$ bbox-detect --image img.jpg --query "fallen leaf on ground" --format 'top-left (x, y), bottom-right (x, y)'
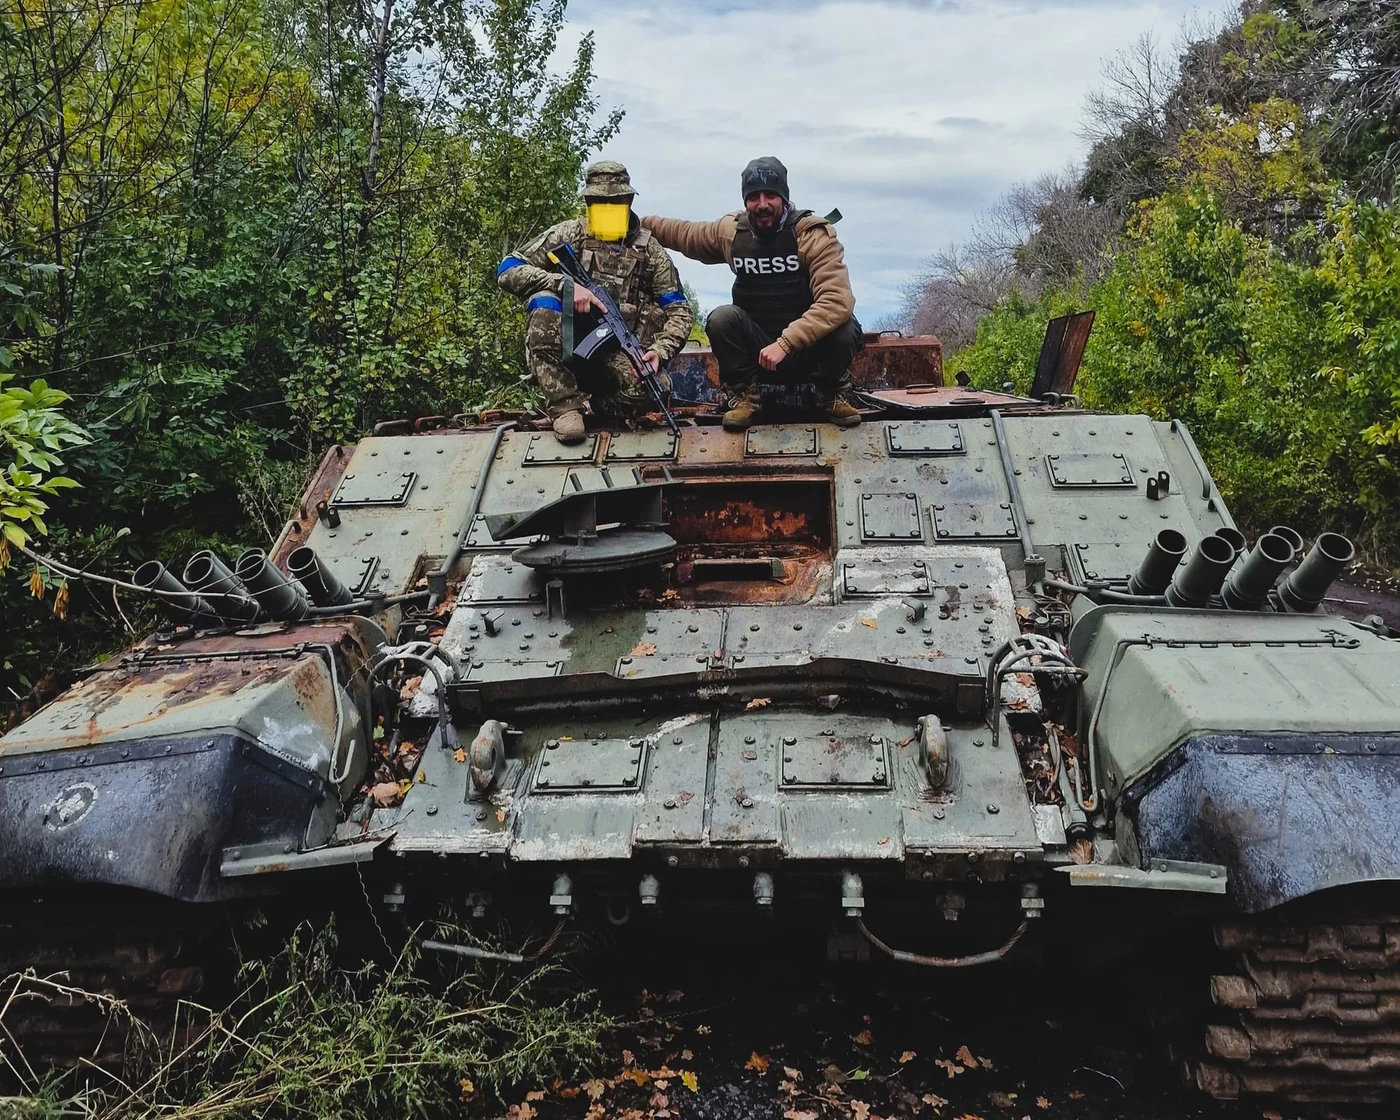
top-left (453, 747), bottom-right (466, 763)
top-left (955, 1045), bottom-right (978, 1069)
top-left (899, 1050), bottom-right (916, 1063)
top-left (583, 1079), bottom-right (605, 1101)
top-left (558, 1085), bottom-right (580, 1099)
top-left (823, 1064), bottom-right (847, 1085)
top-left (680, 1070), bottom-right (698, 1092)
top-left (650, 1090), bottom-right (670, 1109)
top-left (1035, 1097), bottom-right (1050, 1110)
top-left (506, 1105), bottom-right (536, 1120)
top-left (934, 1059), bottom-right (964, 1078)
top-left (1067, 838), bottom-right (1094, 864)
top-left (1015, 672), bottom-right (1035, 687)
top-left (851, 1102), bottom-right (871, 1120)
top-left (681, 1049), bottom-right (693, 1060)
top-left (495, 807), bottom-right (507, 823)
top-left (783, 1065), bottom-right (802, 1081)
top-left (783, 1112), bottom-right (818, 1120)
top-left (988, 1091), bottom-right (1015, 1106)
top-left (1261, 1112), bottom-right (1282, 1120)
top-left (953, 1114), bottom-right (985, 1120)
top-left (1066, 1090), bottom-right (1084, 1100)
top-left (745, 1052), bottom-right (770, 1074)
top-left (416, 769), bottom-right (426, 783)
top-left (459, 1077), bottom-right (474, 1098)
top-left (922, 1092), bottom-right (949, 1107)
top-left (621, 1068), bottom-right (649, 1086)
top-left (745, 697), bottom-right (771, 710)
top-left (621, 1049), bottom-right (635, 1067)
top-left (877, 836), bottom-right (890, 845)
top-left (696, 1024), bottom-right (711, 1034)
top-left (525, 1090), bottom-right (545, 1101)
top-left (852, 1029), bottom-right (873, 1045)
top-left (369, 781), bottom-right (403, 807)
top-left (780, 1079), bottom-right (799, 1095)
top-left (849, 1068), bottom-right (870, 1081)
top-left (630, 641), bottom-right (658, 657)
top-left (860, 617), bottom-right (878, 629)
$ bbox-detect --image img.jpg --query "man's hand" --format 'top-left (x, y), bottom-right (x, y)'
top-left (640, 350), bottom-right (661, 374)
top-left (758, 341), bottom-right (787, 372)
top-left (572, 286), bottom-right (601, 315)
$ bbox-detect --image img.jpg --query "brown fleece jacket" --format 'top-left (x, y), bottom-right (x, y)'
top-left (640, 210), bottom-right (855, 352)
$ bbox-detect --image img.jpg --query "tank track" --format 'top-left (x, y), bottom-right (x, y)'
top-left (1198, 913), bottom-right (1400, 1104)
top-left (0, 906), bottom-right (213, 1074)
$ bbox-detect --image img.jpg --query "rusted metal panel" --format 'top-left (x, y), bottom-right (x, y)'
top-left (1030, 310), bottom-right (1094, 399)
top-left (667, 333), bottom-right (943, 403)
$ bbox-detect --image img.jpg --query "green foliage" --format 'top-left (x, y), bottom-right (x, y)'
top-left (0, 0), bottom-right (616, 703)
top-left (952, 187), bottom-right (1400, 556)
top-left (0, 254), bottom-right (86, 561)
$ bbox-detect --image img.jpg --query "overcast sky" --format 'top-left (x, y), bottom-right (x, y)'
top-left (563, 0), bottom-right (1230, 323)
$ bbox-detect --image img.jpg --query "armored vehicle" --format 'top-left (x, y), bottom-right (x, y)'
top-left (3, 328), bottom-right (1399, 1106)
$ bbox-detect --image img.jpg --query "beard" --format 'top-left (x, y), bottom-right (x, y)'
top-left (749, 200), bottom-right (786, 237)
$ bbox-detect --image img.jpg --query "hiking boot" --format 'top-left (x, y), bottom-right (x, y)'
top-left (552, 410), bottom-right (586, 444)
top-left (816, 388), bottom-right (862, 428)
top-left (722, 387), bottom-right (762, 431)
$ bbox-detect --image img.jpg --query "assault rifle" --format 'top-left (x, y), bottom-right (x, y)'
top-left (547, 242), bottom-right (680, 436)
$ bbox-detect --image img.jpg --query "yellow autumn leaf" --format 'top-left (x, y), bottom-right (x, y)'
top-left (680, 1070), bottom-right (698, 1092)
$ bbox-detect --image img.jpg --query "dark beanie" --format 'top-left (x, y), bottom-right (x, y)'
top-left (741, 156), bottom-right (789, 201)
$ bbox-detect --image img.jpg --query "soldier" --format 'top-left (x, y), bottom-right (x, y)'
top-left (498, 161), bottom-right (694, 444)
top-left (642, 156), bottom-right (862, 430)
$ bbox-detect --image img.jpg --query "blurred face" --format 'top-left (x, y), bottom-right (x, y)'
top-left (586, 198), bottom-right (633, 241)
top-left (745, 190), bottom-right (785, 234)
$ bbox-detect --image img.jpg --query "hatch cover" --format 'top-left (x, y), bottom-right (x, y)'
top-left (929, 501), bottom-right (1018, 540)
top-left (523, 432), bottom-right (599, 465)
top-left (841, 558), bottom-right (931, 597)
top-left (781, 733), bottom-right (890, 788)
top-left (606, 430), bottom-right (678, 462)
top-left (462, 561), bottom-right (545, 605)
top-left (319, 554), bottom-right (379, 594)
top-left (1072, 542), bottom-right (1137, 584)
top-left (860, 492), bottom-right (923, 540)
top-left (464, 659), bottom-right (562, 683)
top-left (332, 470), bottom-right (416, 507)
top-left (885, 421), bottom-right (965, 456)
top-left (464, 514), bottom-right (544, 550)
top-left (1047, 452), bottom-right (1135, 488)
top-left (533, 737), bottom-right (646, 791)
top-left (745, 427), bottom-right (817, 457)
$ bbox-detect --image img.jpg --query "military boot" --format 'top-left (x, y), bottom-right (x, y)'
top-left (552, 409), bottom-right (586, 444)
top-left (722, 386), bottom-right (762, 431)
top-left (816, 387), bottom-right (862, 428)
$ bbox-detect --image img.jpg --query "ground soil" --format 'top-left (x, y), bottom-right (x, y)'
top-left (495, 940), bottom-right (1291, 1120)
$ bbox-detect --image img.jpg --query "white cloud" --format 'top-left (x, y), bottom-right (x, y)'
top-left (562, 0), bottom-right (1231, 321)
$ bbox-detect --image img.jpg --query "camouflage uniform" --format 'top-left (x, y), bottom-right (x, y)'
top-left (498, 162), bottom-right (693, 420)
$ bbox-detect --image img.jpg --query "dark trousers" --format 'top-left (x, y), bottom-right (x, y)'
top-left (705, 304), bottom-right (860, 392)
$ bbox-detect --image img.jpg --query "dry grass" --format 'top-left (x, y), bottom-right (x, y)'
top-left (1, 918), bottom-right (609, 1119)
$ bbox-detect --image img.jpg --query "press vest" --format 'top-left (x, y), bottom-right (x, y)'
top-left (730, 210), bottom-right (815, 339)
